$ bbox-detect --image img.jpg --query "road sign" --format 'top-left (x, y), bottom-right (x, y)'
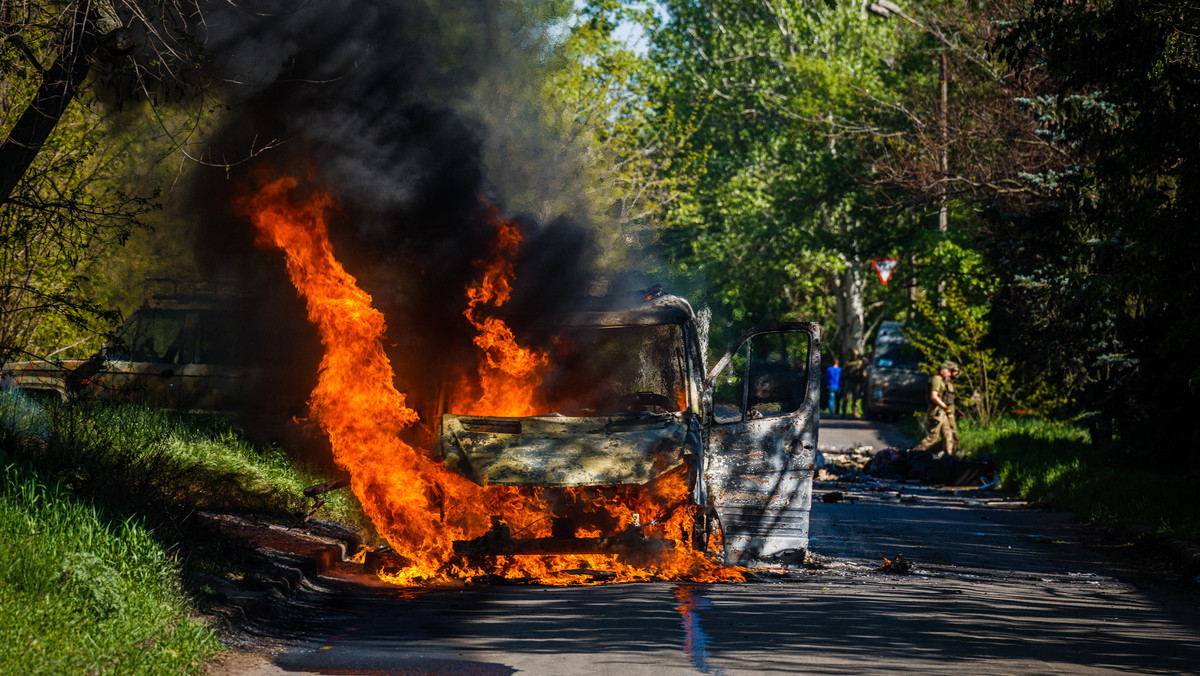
top-left (871, 258), bottom-right (899, 285)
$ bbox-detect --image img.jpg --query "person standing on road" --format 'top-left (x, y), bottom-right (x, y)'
top-left (839, 349), bottom-right (866, 418)
top-left (914, 361), bottom-right (959, 455)
top-left (824, 358), bottom-right (841, 414)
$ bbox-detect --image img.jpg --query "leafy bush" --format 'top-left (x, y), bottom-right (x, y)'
top-left (906, 282), bottom-right (1025, 425)
top-left (961, 416), bottom-right (1200, 540)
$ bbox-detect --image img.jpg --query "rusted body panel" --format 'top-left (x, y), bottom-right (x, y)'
top-left (88, 361), bottom-right (249, 411)
top-left (1, 358), bottom-right (249, 412)
top-left (0, 360), bottom-right (87, 401)
top-left (441, 412), bottom-right (690, 487)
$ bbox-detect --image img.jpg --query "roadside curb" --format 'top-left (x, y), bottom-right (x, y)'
top-left (193, 511), bottom-right (363, 624)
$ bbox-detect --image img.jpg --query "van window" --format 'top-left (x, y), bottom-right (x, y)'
top-left (712, 331), bottom-right (809, 423)
top-left (540, 324), bottom-right (687, 415)
top-left (110, 310), bottom-right (193, 364)
top-left (875, 343), bottom-right (922, 370)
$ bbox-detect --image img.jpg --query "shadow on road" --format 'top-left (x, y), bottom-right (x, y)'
top-left (261, 573), bottom-right (1200, 675)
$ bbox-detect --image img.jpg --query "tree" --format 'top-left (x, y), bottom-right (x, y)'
top-left (540, 1), bottom-right (706, 274)
top-left (993, 0), bottom-right (1200, 459)
top-left (640, 0), bottom-right (933, 357)
top-left (0, 2), bottom-right (170, 359)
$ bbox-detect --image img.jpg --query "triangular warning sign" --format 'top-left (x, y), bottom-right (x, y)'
top-left (871, 258), bottom-right (899, 285)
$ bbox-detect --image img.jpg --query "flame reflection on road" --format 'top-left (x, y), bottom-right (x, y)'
top-left (673, 584), bottom-right (725, 675)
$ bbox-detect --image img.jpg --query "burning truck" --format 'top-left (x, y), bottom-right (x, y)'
top-left (240, 178), bottom-right (825, 583)
top-left (437, 290), bottom-right (822, 568)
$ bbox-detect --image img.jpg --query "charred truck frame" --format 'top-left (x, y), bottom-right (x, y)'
top-left (439, 293), bottom-right (821, 566)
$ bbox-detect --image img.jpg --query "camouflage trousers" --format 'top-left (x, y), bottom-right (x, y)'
top-left (914, 408), bottom-right (958, 455)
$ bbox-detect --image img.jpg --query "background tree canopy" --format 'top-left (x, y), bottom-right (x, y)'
top-left (3, 0), bottom-right (1198, 464)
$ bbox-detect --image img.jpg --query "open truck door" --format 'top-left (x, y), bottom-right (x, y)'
top-left (703, 323), bottom-right (821, 565)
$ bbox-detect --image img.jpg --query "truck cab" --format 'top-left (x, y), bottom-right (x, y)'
top-left (439, 292), bottom-right (821, 566)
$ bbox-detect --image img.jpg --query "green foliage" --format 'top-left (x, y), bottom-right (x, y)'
top-left (0, 94), bottom-right (158, 360)
top-left (960, 416), bottom-right (1200, 541)
top-left (994, 0), bottom-right (1200, 456)
top-left (0, 395), bottom-right (362, 526)
top-left (542, 2), bottom-right (707, 274)
top-left (0, 5), bottom-right (171, 361)
top-left (639, 0), bottom-right (928, 351)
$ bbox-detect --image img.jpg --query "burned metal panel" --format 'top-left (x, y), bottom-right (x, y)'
top-left (706, 414), bottom-right (817, 565)
top-left (440, 412), bottom-right (692, 487)
top-left (704, 322), bottom-right (821, 566)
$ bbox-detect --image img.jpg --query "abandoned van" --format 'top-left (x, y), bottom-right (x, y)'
top-left (1, 292), bottom-right (253, 412)
top-left (863, 320), bottom-right (929, 418)
top-left (438, 291), bottom-right (821, 566)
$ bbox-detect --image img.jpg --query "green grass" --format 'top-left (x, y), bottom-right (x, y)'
top-left (0, 465), bottom-right (220, 674)
top-left (3, 396), bottom-right (362, 523)
top-left (0, 393), bottom-right (369, 674)
top-left (959, 416), bottom-right (1200, 541)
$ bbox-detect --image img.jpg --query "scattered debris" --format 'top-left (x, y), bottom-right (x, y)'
top-left (865, 448), bottom-right (995, 486)
top-left (816, 468), bottom-right (841, 482)
top-left (821, 491), bottom-right (853, 504)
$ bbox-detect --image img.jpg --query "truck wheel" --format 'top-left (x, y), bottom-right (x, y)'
top-left (863, 400), bottom-right (877, 420)
top-left (690, 506), bottom-right (719, 552)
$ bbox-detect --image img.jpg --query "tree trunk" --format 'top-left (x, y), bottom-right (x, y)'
top-left (0, 4), bottom-right (99, 207)
top-left (835, 256), bottom-right (866, 360)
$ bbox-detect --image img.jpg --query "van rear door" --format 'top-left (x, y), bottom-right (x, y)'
top-left (703, 323), bottom-right (821, 565)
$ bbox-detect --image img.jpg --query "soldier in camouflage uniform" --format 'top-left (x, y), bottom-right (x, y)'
top-left (914, 361), bottom-right (959, 456)
top-left (839, 349), bottom-right (866, 418)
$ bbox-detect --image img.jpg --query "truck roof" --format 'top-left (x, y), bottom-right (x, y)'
top-left (542, 293), bottom-right (696, 328)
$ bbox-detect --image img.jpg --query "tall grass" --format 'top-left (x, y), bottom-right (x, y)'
top-left (0, 392), bottom-right (368, 674)
top-left (960, 416), bottom-right (1200, 540)
top-left (1, 395), bottom-right (362, 524)
top-left (0, 465), bottom-right (220, 674)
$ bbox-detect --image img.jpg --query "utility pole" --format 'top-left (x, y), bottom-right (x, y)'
top-left (938, 51), bottom-right (948, 233)
top-left (866, 0), bottom-right (949, 233)
top-left (865, 0), bottom-right (951, 307)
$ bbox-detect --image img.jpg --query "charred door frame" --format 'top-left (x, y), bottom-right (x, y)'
top-left (701, 322), bottom-right (821, 565)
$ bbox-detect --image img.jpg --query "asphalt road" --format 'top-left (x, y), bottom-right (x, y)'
top-left (212, 418), bottom-right (1200, 675)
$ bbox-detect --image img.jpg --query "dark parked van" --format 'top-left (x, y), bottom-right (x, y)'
top-left (863, 321), bottom-right (929, 418)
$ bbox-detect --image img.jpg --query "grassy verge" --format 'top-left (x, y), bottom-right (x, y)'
top-left (0, 393), bottom-right (367, 674)
top-left (959, 416), bottom-right (1200, 541)
top-left (0, 464), bottom-right (220, 674)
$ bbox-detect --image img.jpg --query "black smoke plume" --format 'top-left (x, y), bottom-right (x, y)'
top-left (185, 0), bottom-right (598, 437)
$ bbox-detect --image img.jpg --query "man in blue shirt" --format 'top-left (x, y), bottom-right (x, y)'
top-left (824, 358), bottom-right (841, 414)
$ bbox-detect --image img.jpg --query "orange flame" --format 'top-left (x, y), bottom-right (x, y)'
top-left (452, 203), bottom-right (549, 417)
top-left (244, 176), bottom-right (741, 585)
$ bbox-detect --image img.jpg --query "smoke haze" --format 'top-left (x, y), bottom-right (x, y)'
top-left (185, 0), bottom-right (599, 429)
